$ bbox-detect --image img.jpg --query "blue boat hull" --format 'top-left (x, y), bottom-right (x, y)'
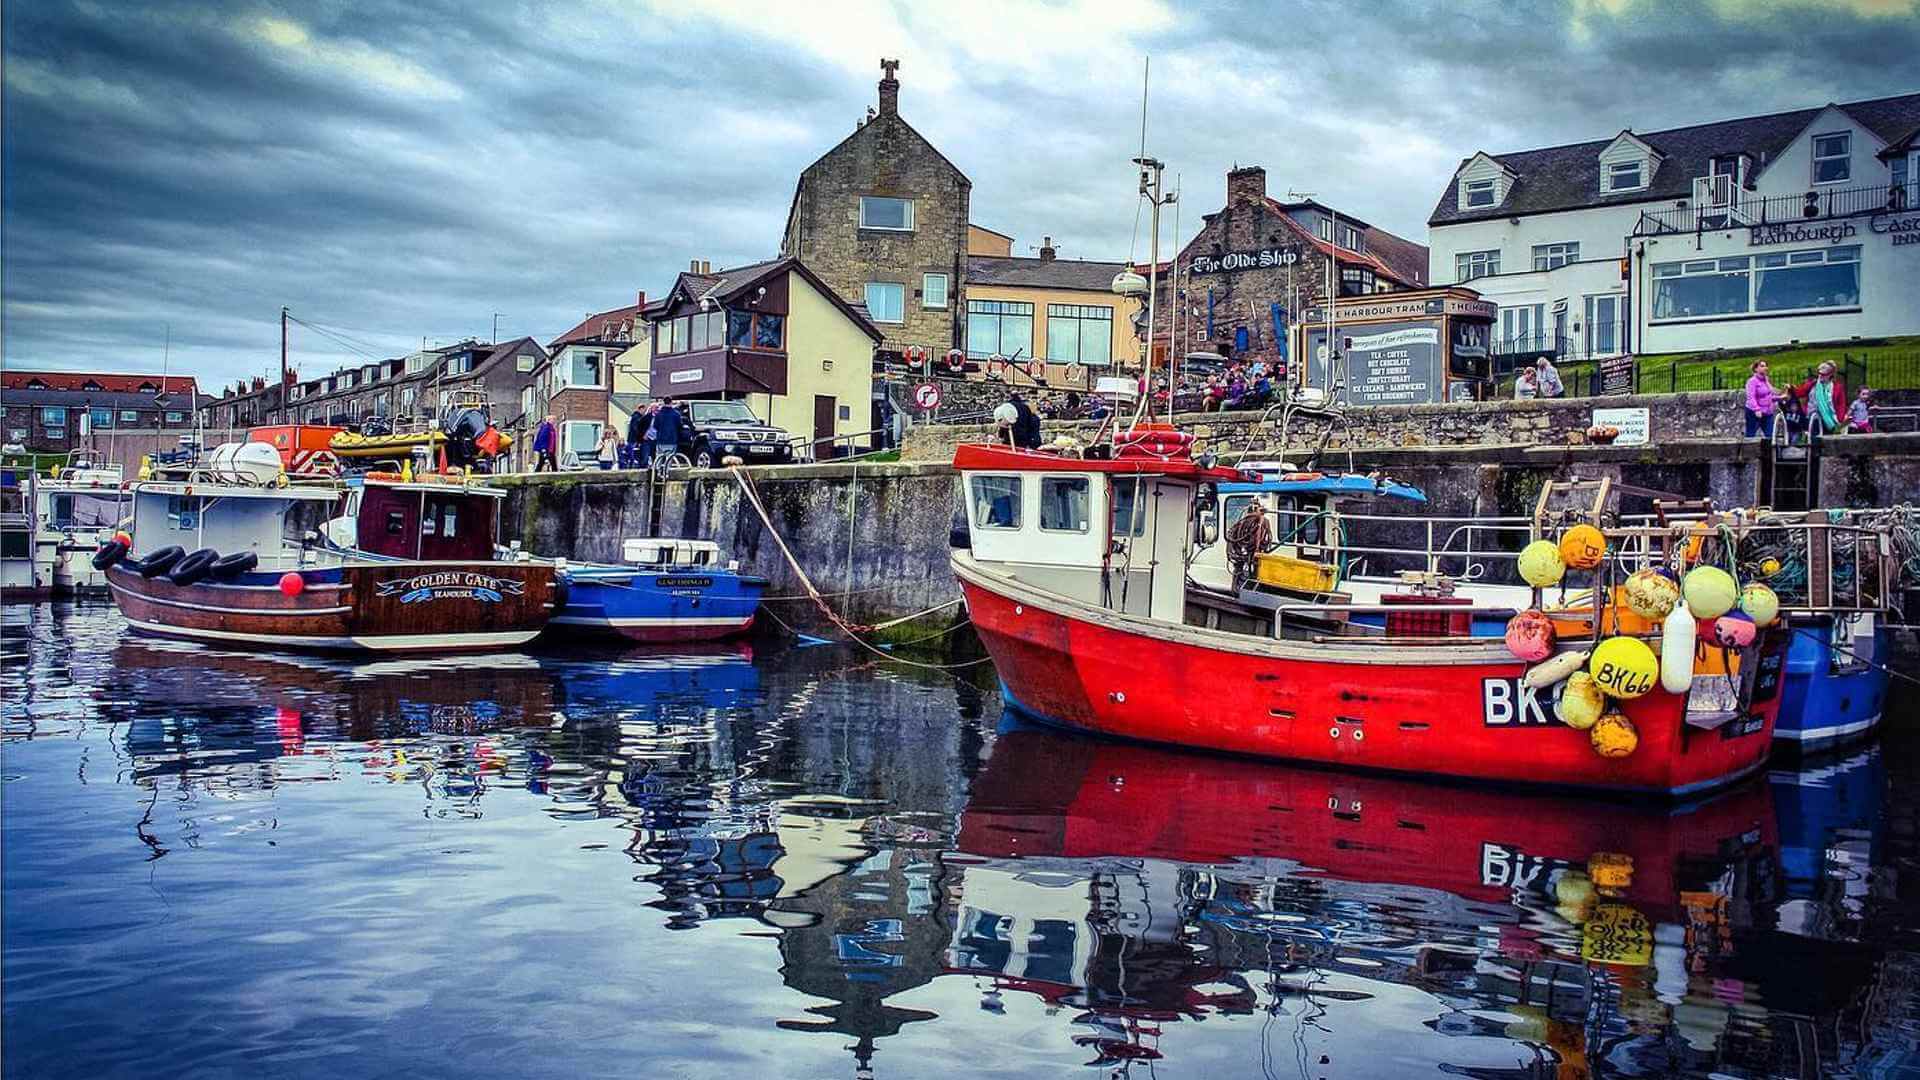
top-left (1774, 616), bottom-right (1890, 755)
top-left (550, 565), bottom-right (765, 642)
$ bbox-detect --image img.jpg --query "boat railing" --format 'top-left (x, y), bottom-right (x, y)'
top-left (1268, 600), bottom-right (1526, 644)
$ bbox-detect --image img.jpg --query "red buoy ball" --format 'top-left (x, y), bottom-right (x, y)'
top-left (1712, 610), bottom-right (1758, 648)
top-left (278, 572), bottom-right (305, 597)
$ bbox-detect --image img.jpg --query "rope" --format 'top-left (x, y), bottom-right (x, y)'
top-left (1790, 624), bottom-right (1920, 689)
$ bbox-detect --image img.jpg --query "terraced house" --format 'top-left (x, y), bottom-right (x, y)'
top-left (1429, 91), bottom-right (1920, 364)
top-left (3, 371), bottom-right (201, 454)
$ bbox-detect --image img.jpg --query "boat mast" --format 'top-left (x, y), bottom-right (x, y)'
top-left (280, 305), bottom-right (290, 424)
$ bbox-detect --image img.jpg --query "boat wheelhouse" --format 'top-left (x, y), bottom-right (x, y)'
top-left (949, 434), bottom-right (1798, 797)
top-left (106, 446), bottom-right (559, 653)
top-left (0, 466), bottom-right (46, 597)
top-left (35, 463), bottom-right (130, 595)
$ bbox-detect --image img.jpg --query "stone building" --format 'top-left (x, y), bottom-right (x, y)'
top-left (781, 59), bottom-right (970, 359)
top-left (1151, 165), bottom-right (1429, 377)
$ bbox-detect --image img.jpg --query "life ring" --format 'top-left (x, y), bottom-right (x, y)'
top-left (209, 551), bottom-right (259, 580)
top-left (168, 548), bottom-right (220, 587)
top-left (92, 539), bottom-right (129, 570)
top-left (945, 349), bottom-right (965, 373)
top-left (1066, 362), bottom-right (1084, 383)
top-left (988, 354), bottom-right (1008, 380)
top-left (1027, 358), bottom-right (1046, 381)
top-left (137, 545), bottom-right (186, 578)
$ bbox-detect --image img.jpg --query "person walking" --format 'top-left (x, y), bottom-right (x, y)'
top-left (1796, 362), bottom-right (1847, 437)
top-left (1534, 357), bottom-right (1564, 398)
top-left (532, 414), bottom-right (558, 472)
top-left (1743, 360), bottom-right (1780, 438)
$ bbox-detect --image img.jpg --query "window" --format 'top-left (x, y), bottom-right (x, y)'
top-left (1812, 132), bottom-right (1850, 184)
top-left (970, 475), bottom-right (1022, 529)
top-left (165, 411), bottom-right (184, 424)
top-left (1455, 250), bottom-right (1501, 281)
top-left (8, 429), bottom-right (27, 441)
top-left (726, 310), bottom-right (752, 346)
top-left (567, 349), bottom-right (603, 388)
top-left (406, 353), bottom-right (431, 374)
top-left (1753, 246), bottom-right (1860, 313)
top-left (516, 354), bottom-right (536, 372)
top-left (1045, 304), bottom-right (1113, 365)
top-left (445, 355), bottom-right (471, 376)
top-left (1341, 225), bottom-right (1360, 251)
top-left (119, 409), bottom-right (139, 423)
top-left (90, 406), bottom-right (113, 429)
top-left (1462, 178), bottom-right (1496, 208)
top-left (1499, 304), bottom-right (1546, 349)
top-left (1710, 153), bottom-right (1749, 188)
top-left (401, 388), bottom-right (417, 414)
top-left (1039, 477), bottom-right (1090, 533)
top-left (859, 196), bottom-right (914, 231)
top-left (40, 407), bottom-right (66, 426)
top-left (675, 316), bottom-right (692, 352)
top-left (702, 310), bottom-right (724, 347)
top-left (690, 310), bottom-right (711, 351)
top-left (753, 313), bottom-right (783, 349)
top-left (1110, 478), bottom-right (1147, 537)
top-left (1339, 267), bottom-right (1374, 297)
top-left (1605, 160), bottom-right (1644, 192)
top-left (564, 421), bottom-right (602, 457)
top-left (341, 372), bottom-right (357, 388)
top-left (1895, 154), bottom-right (1911, 206)
top-left (922, 273), bottom-right (949, 309)
top-left (1652, 257), bottom-right (1753, 319)
top-left (1316, 218), bottom-right (1333, 241)
top-left (1532, 242), bottom-right (1581, 272)
top-left (966, 300), bottom-right (1035, 359)
top-left (864, 283), bottom-right (905, 324)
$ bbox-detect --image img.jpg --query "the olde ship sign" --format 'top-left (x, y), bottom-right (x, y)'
top-left (376, 571), bottom-right (527, 604)
top-left (1188, 247), bottom-right (1302, 275)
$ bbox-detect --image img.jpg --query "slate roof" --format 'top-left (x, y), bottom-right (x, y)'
top-left (1260, 199), bottom-right (1423, 288)
top-left (1359, 226), bottom-right (1430, 287)
top-left (1430, 91), bottom-right (1920, 227)
top-left (2, 387), bottom-right (205, 411)
top-left (3, 370), bottom-right (200, 395)
top-left (550, 303), bottom-right (647, 349)
top-left (967, 255), bottom-right (1132, 292)
top-left (653, 257), bottom-right (885, 343)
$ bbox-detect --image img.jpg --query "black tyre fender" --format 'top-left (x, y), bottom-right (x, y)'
top-left (209, 551), bottom-right (258, 580)
top-left (138, 545), bottom-right (186, 578)
top-left (92, 539), bottom-right (129, 570)
top-left (168, 548), bottom-right (220, 587)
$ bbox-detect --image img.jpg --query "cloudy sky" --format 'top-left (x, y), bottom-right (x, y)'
top-left (5, 0), bottom-right (1916, 389)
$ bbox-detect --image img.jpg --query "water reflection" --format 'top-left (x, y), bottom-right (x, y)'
top-left (3, 603), bottom-right (1917, 1079)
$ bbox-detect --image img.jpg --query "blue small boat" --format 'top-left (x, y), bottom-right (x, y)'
top-left (550, 539), bottom-right (767, 643)
top-left (1773, 613), bottom-right (1891, 755)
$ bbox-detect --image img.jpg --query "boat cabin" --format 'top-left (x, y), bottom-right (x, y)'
top-left (350, 480), bottom-right (504, 562)
top-left (1189, 467), bottom-right (1428, 595)
top-left (623, 538), bottom-right (727, 569)
top-left (125, 482), bottom-right (344, 570)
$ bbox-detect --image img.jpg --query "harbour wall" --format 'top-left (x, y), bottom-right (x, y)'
top-left (497, 431), bottom-right (1920, 627)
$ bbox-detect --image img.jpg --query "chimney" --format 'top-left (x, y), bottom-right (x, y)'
top-left (690, 259), bottom-right (700, 272)
top-left (878, 57), bottom-right (900, 118)
top-left (251, 376), bottom-right (265, 392)
top-left (701, 260), bottom-right (712, 274)
top-left (1039, 236), bottom-right (1056, 262)
top-left (636, 290), bottom-right (647, 308)
top-left (1227, 165), bottom-right (1267, 206)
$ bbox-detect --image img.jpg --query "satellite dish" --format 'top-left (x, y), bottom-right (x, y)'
top-left (1110, 271), bottom-right (1149, 297)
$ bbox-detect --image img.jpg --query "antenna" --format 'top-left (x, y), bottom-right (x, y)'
top-left (1137, 56), bottom-right (1149, 162)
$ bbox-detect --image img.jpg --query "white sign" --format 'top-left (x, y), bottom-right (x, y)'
top-left (1347, 327), bottom-right (1440, 352)
top-left (913, 382), bottom-right (942, 411)
top-left (668, 368), bottom-right (705, 385)
top-left (1591, 406), bottom-right (1650, 446)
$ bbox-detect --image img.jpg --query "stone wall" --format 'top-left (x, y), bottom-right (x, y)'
top-left (898, 390), bottom-right (1746, 462)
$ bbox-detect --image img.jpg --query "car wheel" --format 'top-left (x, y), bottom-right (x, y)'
top-left (694, 448), bottom-right (715, 468)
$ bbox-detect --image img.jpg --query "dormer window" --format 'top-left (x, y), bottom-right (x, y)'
top-left (1605, 160), bottom-right (1644, 192)
top-left (1316, 218), bottom-right (1333, 241)
top-left (1463, 178), bottom-right (1495, 208)
top-left (1341, 225), bottom-right (1361, 251)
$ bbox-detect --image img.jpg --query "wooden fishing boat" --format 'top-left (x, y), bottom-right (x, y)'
top-left (102, 443), bottom-right (558, 653)
top-left (949, 433), bottom-right (1802, 796)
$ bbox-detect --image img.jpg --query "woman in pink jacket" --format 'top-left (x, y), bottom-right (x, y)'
top-left (1744, 360), bottom-right (1781, 438)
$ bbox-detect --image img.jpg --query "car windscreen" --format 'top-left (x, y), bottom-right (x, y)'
top-left (689, 402), bottom-right (761, 425)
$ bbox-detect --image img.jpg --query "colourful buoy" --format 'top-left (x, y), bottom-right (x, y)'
top-left (1555, 672), bottom-right (1606, 730)
top-left (278, 572), bottom-right (305, 597)
top-left (1504, 610), bottom-right (1557, 662)
top-left (1623, 567), bottom-right (1681, 620)
top-left (1739, 583), bottom-right (1780, 627)
top-left (1518, 540), bottom-right (1566, 588)
top-left (1590, 711), bottom-right (1640, 758)
top-left (1589, 636), bottom-right (1659, 699)
top-left (1682, 565), bottom-right (1738, 619)
top-left (1559, 525), bottom-right (1608, 571)
top-left (1713, 610), bottom-right (1758, 647)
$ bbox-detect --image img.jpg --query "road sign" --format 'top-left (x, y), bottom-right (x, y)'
top-left (913, 382), bottom-right (942, 411)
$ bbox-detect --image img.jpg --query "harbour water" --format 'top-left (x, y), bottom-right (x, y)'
top-left (4, 602), bottom-right (1919, 1078)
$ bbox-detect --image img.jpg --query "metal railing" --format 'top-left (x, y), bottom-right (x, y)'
top-left (1635, 181), bottom-right (1909, 236)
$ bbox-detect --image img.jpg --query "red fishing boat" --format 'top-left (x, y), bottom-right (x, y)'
top-left (949, 429), bottom-right (1793, 797)
top-left (100, 443), bottom-right (558, 653)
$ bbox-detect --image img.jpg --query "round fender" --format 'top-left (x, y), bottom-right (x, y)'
top-left (91, 539), bottom-right (129, 571)
top-left (1660, 605), bottom-right (1696, 694)
top-left (168, 548), bottom-right (221, 587)
top-left (209, 551), bottom-right (259, 580)
top-left (137, 545), bottom-right (186, 578)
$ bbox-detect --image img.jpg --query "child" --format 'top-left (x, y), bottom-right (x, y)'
top-left (1847, 387), bottom-right (1874, 433)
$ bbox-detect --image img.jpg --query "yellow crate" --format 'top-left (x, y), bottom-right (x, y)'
top-left (1255, 552), bottom-right (1339, 593)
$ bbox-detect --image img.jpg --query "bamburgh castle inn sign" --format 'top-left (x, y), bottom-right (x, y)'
top-left (1749, 211), bottom-right (1920, 248)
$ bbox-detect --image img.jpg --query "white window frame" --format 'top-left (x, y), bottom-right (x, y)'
top-left (1038, 476), bottom-right (1092, 534)
top-left (1341, 225), bottom-right (1360, 251)
top-left (1532, 242), bottom-right (1581, 272)
top-left (563, 421), bottom-right (602, 459)
top-left (1455, 249), bottom-right (1501, 282)
top-left (1462, 178), bottom-right (1495, 208)
top-left (858, 196), bottom-right (915, 232)
top-left (864, 282), bottom-right (906, 324)
top-left (516, 354), bottom-right (536, 373)
top-left (1605, 160), bottom-right (1645, 193)
top-left (921, 272), bottom-right (949, 310)
top-left (969, 474), bottom-right (1023, 530)
top-left (1316, 218), bottom-right (1333, 241)
top-left (561, 348), bottom-right (604, 390)
top-left (1811, 131), bottom-right (1851, 185)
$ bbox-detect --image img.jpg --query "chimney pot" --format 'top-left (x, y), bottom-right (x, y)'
top-left (877, 57), bottom-right (900, 117)
top-left (690, 259), bottom-right (699, 272)
top-left (1227, 165), bottom-right (1267, 205)
top-left (1039, 236), bottom-right (1056, 262)
top-left (636, 290), bottom-right (647, 307)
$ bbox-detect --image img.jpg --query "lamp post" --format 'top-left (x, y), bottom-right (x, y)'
top-left (1288, 190), bottom-right (1339, 398)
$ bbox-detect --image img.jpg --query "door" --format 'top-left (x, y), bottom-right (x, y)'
top-left (1585, 296), bottom-right (1622, 356)
top-left (813, 395), bottom-right (837, 460)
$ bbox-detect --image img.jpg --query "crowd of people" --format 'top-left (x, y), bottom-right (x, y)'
top-left (1744, 360), bottom-right (1874, 440)
top-left (1195, 361), bottom-right (1281, 412)
top-left (527, 398), bottom-right (694, 472)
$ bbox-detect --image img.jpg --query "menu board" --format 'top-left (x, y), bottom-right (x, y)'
top-left (1304, 319), bottom-right (1443, 406)
top-left (1597, 353), bottom-right (1636, 396)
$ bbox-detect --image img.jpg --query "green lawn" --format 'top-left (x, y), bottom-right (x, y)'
top-left (1540, 336), bottom-right (1920, 396)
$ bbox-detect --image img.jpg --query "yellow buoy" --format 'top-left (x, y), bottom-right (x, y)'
top-left (1519, 540), bottom-right (1566, 587)
top-left (1739, 583), bottom-right (1781, 627)
top-left (1682, 565), bottom-right (1738, 619)
top-left (1590, 711), bottom-right (1640, 757)
top-left (1559, 524), bottom-right (1607, 571)
top-left (1554, 872), bottom-right (1596, 911)
top-left (1589, 637), bottom-right (1659, 699)
top-left (1759, 556), bottom-right (1782, 577)
top-left (1588, 852), bottom-right (1634, 891)
top-left (1623, 568), bottom-right (1681, 619)
top-left (1555, 672), bottom-right (1607, 730)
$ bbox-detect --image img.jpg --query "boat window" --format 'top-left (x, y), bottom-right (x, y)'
top-left (441, 505), bottom-right (458, 539)
top-left (67, 494), bottom-right (121, 529)
top-left (1039, 477), bottom-right (1090, 533)
top-left (167, 495), bottom-right (200, 531)
top-left (50, 495), bottom-right (73, 528)
top-left (387, 511), bottom-right (405, 535)
top-left (1110, 478), bottom-right (1148, 537)
top-left (971, 475), bottom-right (1022, 530)
top-left (422, 508), bottom-right (437, 536)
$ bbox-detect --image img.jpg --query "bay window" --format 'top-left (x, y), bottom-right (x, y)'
top-left (566, 349), bottom-right (603, 388)
top-left (1045, 304), bottom-right (1113, 365)
top-left (1652, 246), bottom-right (1858, 321)
top-left (966, 300), bottom-right (1034, 359)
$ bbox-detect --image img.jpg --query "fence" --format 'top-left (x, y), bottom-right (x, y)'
top-left (1521, 351), bottom-right (1920, 400)
top-left (1636, 181), bottom-right (1910, 235)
